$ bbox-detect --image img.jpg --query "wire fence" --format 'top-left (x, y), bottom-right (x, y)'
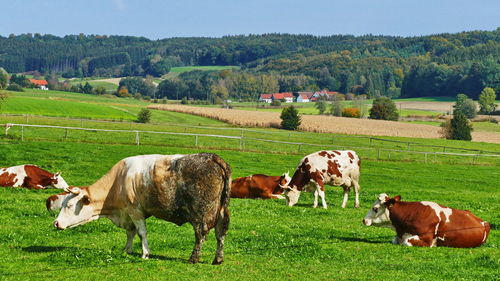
top-left (3, 123), bottom-right (499, 166)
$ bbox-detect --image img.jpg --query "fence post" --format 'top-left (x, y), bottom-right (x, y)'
top-left (81, 119), bottom-right (83, 127)
top-left (21, 125), bottom-right (24, 141)
top-left (64, 128), bottom-right (68, 140)
top-left (25, 114), bottom-right (28, 123)
top-left (332, 136), bottom-right (335, 144)
top-left (424, 153), bottom-right (428, 164)
top-left (407, 142), bottom-right (410, 151)
top-left (135, 131), bottom-right (140, 145)
top-left (388, 152), bottom-right (391, 160)
top-left (377, 148), bottom-right (380, 160)
top-left (472, 155), bottom-right (476, 165)
top-left (241, 129), bottom-right (244, 138)
top-left (369, 138), bottom-right (373, 146)
top-left (239, 138), bottom-right (243, 150)
top-left (195, 135), bottom-right (198, 146)
top-left (298, 144), bottom-right (302, 153)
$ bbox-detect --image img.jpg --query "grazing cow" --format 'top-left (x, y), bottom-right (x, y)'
top-left (282, 150), bottom-right (361, 208)
top-left (230, 173), bottom-right (291, 199)
top-left (363, 194), bottom-right (491, 248)
top-left (53, 153), bottom-right (231, 264)
top-left (0, 165), bottom-right (69, 190)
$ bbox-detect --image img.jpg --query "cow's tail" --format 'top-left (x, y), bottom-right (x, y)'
top-left (210, 154), bottom-right (231, 264)
top-left (210, 154), bottom-right (232, 212)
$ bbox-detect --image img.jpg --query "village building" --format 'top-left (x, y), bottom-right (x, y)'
top-left (259, 92), bottom-right (294, 103)
top-left (29, 79), bottom-right (49, 90)
top-left (295, 92), bottom-right (314, 102)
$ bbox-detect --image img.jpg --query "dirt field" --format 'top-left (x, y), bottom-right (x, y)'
top-left (395, 101), bottom-right (454, 113)
top-left (149, 104), bottom-right (500, 143)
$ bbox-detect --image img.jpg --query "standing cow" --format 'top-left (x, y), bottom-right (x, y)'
top-left (230, 173), bottom-right (291, 199)
top-left (282, 150), bottom-right (361, 209)
top-left (0, 164), bottom-right (69, 190)
top-left (363, 194), bottom-right (490, 248)
top-left (53, 153), bottom-right (231, 264)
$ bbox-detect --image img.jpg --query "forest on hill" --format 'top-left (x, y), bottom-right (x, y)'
top-left (0, 29), bottom-right (498, 100)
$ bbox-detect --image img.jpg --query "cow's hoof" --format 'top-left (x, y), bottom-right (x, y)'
top-left (212, 258), bottom-right (223, 265)
top-left (141, 253), bottom-right (150, 259)
top-left (188, 257), bottom-right (199, 264)
top-left (123, 247), bottom-right (133, 254)
top-left (355, 205), bottom-right (360, 208)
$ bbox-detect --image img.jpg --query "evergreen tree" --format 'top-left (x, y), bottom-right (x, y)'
top-left (137, 108), bottom-right (152, 123)
top-left (280, 106), bottom-right (301, 130)
top-left (450, 111), bottom-right (472, 140)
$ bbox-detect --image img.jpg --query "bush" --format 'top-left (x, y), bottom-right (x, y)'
top-left (280, 106), bottom-right (301, 130)
top-left (315, 100), bottom-right (326, 114)
top-left (342, 107), bottom-right (360, 118)
top-left (136, 108), bottom-right (152, 123)
top-left (478, 87), bottom-right (496, 114)
top-left (181, 97), bottom-right (188, 104)
top-left (134, 93), bottom-right (142, 100)
top-left (329, 97), bottom-right (344, 116)
top-left (6, 83), bottom-right (24, 92)
top-left (270, 99), bottom-right (281, 107)
top-left (454, 93), bottom-right (476, 119)
top-left (369, 97), bottom-right (399, 121)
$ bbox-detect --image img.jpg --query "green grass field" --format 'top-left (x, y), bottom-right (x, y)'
top-left (0, 89), bottom-right (499, 280)
top-left (163, 66), bottom-right (240, 79)
top-left (0, 141), bottom-right (497, 280)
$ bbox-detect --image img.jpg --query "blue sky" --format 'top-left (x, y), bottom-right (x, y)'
top-left (1, 0), bottom-right (498, 39)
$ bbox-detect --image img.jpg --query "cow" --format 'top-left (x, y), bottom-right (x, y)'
top-left (282, 150), bottom-right (361, 208)
top-left (0, 164), bottom-right (69, 190)
top-left (363, 193), bottom-right (491, 248)
top-left (230, 173), bottom-right (291, 199)
top-left (53, 153), bottom-right (231, 264)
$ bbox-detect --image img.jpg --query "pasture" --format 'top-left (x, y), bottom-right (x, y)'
top-left (0, 141), bottom-right (498, 280)
top-left (0, 88), bottom-right (499, 280)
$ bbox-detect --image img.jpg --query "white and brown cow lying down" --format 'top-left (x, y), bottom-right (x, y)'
top-left (53, 153), bottom-right (231, 264)
top-left (0, 164), bottom-right (69, 190)
top-left (283, 150), bottom-right (361, 208)
top-left (363, 194), bottom-right (491, 248)
top-left (230, 173), bottom-right (291, 199)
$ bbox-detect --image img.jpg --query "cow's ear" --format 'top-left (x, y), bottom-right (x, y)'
top-left (385, 198), bottom-right (396, 208)
top-left (394, 195), bottom-right (401, 201)
top-left (81, 195), bottom-right (91, 205)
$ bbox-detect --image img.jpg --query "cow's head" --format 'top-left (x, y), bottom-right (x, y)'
top-left (50, 172), bottom-right (70, 191)
top-left (282, 184), bottom-right (301, 206)
top-left (46, 192), bottom-right (71, 212)
top-left (363, 193), bottom-right (400, 227)
top-left (54, 187), bottom-right (96, 230)
top-left (279, 172), bottom-right (291, 189)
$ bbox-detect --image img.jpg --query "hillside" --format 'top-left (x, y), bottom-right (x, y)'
top-left (1, 30), bottom-right (499, 100)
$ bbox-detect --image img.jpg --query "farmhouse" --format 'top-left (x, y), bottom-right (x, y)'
top-left (295, 92), bottom-right (314, 102)
top-left (313, 90), bottom-right (339, 100)
top-left (29, 79), bottom-right (49, 90)
top-left (259, 94), bottom-right (273, 103)
top-left (259, 92), bottom-right (294, 103)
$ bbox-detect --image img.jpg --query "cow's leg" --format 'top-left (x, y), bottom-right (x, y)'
top-left (353, 180), bottom-right (360, 208)
top-left (272, 194), bottom-right (285, 199)
top-left (318, 186), bottom-right (327, 209)
top-left (313, 189), bottom-right (319, 208)
top-left (401, 234), bottom-right (433, 247)
top-left (189, 223), bottom-right (209, 264)
top-left (392, 236), bottom-right (401, 245)
top-left (123, 227), bottom-right (136, 254)
top-left (341, 186), bottom-right (350, 208)
top-left (132, 219), bottom-right (150, 259)
top-left (213, 207), bottom-right (230, 265)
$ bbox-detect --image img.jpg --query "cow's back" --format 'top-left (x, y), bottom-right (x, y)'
top-left (141, 153), bottom-right (231, 227)
top-left (437, 208), bottom-right (490, 248)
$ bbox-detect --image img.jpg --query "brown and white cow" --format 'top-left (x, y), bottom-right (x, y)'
top-left (363, 194), bottom-right (491, 248)
top-left (0, 165), bottom-right (69, 190)
top-left (230, 173), bottom-right (291, 199)
top-left (282, 150), bottom-right (361, 208)
top-left (53, 153), bottom-right (231, 264)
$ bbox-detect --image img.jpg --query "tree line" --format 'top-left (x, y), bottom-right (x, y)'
top-left (0, 29), bottom-right (498, 99)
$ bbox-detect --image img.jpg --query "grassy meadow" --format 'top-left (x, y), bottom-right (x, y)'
top-left (0, 87), bottom-right (499, 280)
top-left (0, 141), bottom-right (498, 280)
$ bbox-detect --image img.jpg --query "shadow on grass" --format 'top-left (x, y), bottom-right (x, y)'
top-left (335, 236), bottom-right (389, 244)
top-left (22, 245), bottom-right (73, 253)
